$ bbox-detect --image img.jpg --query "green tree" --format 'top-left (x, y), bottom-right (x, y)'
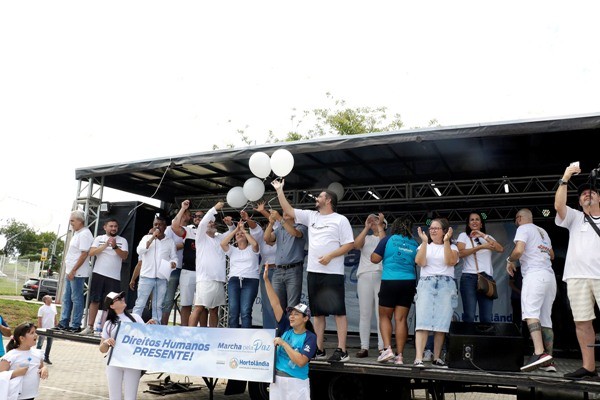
top-left (0, 220), bottom-right (64, 263)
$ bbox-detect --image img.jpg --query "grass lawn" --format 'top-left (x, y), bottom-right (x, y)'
top-left (0, 298), bottom-right (61, 328)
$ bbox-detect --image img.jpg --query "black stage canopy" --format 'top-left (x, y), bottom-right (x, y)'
top-left (75, 113), bottom-right (600, 219)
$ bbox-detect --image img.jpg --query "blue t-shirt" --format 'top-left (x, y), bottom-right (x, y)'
top-left (0, 315), bottom-right (7, 357)
top-left (275, 313), bottom-right (317, 380)
top-left (373, 234), bottom-right (418, 281)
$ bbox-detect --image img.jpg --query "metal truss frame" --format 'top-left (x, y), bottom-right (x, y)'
top-left (179, 174), bottom-right (566, 225)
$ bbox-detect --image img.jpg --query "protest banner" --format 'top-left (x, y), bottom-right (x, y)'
top-left (108, 323), bottom-right (276, 383)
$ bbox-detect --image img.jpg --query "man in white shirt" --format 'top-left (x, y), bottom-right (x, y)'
top-left (58, 210), bottom-right (94, 332)
top-left (37, 295), bottom-right (57, 364)
top-left (134, 216), bottom-right (177, 323)
top-left (81, 218), bottom-right (129, 335)
top-left (188, 201), bottom-right (234, 327)
top-left (506, 208), bottom-right (555, 372)
top-left (272, 179), bottom-right (354, 363)
top-left (170, 201), bottom-right (204, 326)
top-left (162, 211), bottom-right (189, 325)
top-left (555, 163), bottom-right (600, 379)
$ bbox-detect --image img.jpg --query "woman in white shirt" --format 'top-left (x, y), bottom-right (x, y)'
top-left (457, 212), bottom-right (504, 323)
top-left (221, 221), bottom-right (260, 328)
top-left (413, 218), bottom-right (459, 368)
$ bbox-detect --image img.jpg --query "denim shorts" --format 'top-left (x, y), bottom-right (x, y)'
top-left (414, 275), bottom-right (458, 333)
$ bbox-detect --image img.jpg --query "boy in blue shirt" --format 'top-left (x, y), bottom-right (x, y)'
top-left (263, 265), bottom-right (316, 400)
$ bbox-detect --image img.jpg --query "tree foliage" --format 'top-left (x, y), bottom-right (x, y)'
top-left (0, 219), bottom-right (64, 262)
top-left (283, 94), bottom-right (404, 141)
top-left (216, 93), bottom-right (410, 148)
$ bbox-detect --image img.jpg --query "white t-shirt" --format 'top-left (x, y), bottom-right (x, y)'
top-left (136, 235), bottom-right (177, 279)
top-left (457, 232), bottom-right (495, 275)
top-left (294, 209), bottom-right (354, 275)
top-left (65, 227), bottom-right (94, 277)
top-left (226, 246), bottom-right (260, 279)
top-left (418, 242), bottom-right (459, 278)
top-left (91, 234), bottom-right (129, 280)
top-left (101, 312), bottom-right (144, 340)
top-left (0, 348), bottom-right (44, 399)
top-left (513, 223), bottom-right (553, 277)
top-left (37, 304), bottom-right (57, 329)
top-left (250, 225), bottom-right (277, 265)
top-left (195, 207), bottom-right (230, 282)
top-left (165, 226), bottom-right (184, 269)
top-left (101, 312), bottom-right (145, 365)
top-left (357, 235), bottom-right (382, 276)
top-left (555, 206), bottom-right (600, 281)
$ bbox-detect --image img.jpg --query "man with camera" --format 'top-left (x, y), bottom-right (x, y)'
top-left (555, 163), bottom-right (600, 379)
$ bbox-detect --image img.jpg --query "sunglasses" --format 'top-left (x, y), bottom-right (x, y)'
top-left (112, 296), bottom-right (124, 304)
top-left (193, 214), bottom-right (202, 218)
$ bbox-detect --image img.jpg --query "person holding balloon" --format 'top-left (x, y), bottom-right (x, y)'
top-left (272, 178), bottom-right (354, 363)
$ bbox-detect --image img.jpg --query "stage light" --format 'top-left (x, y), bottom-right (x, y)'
top-left (542, 209), bottom-right (551, 217)
top-left (430, 183), bottom-right (442, 197)
top-left (367, 190), bottom-right (380, 200)
top-left (481, 213), bottom-right (487, 220)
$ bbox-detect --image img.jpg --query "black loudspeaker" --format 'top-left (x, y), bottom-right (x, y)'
top-left (447, 321), bottom-right (524, 372)
top-left (97, 201), bottom-right (162, 309)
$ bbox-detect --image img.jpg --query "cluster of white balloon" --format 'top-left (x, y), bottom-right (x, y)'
top-left (226, 149), bottom-right (295, 209)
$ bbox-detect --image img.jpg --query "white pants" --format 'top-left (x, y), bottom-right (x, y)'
top-left (270, 375), bottom-right (311, 400)
top-left (357, 270), bottom-right (383, 350)
top-left (522, 269), bottom-right (556, 328)
top-left (106, 365), bottom-right (142, 400)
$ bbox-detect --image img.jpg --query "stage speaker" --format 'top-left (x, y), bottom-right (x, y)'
top-left (447, 321), bottom-right (524, 372)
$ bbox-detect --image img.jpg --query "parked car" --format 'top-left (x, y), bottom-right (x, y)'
top-left (21, 278), bottom-right (58, 301)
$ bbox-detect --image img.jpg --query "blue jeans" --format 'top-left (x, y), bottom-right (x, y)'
top-left (272, 264), bottom-right (303, 310)
top-left (259, 265), bottom-right (276, 329)
top-left (162, 268), bottom-right (181, 314)
top-left (460, 272), bottom-right (493, 323)
top-left (36, 336), bottom-right (53, 360)
top-left (59, 277), bottom-right (86, 329)
top-left (133, 277), bottom-right (167, 323)
top-left (228, 277), bottom-right (259, 328)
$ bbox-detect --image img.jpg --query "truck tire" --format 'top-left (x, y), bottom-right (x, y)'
top-left (248, 381), bottom-right (269, 400)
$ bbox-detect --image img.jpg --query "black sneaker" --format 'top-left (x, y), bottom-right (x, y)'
top-left (66, 327), bottom-right (82, 333)
top-left (432, 359), bottom-right (448, 368)
top-left (314, 348), bottom-right (327, 360)
top-left (54, 325), bottom-right (68, 331)
top-left (564, 367), bottom-right (597, 380)
top-left (521, 353), bottom-right (553, 372)
top-left (327, 348), bottom-right (349, 363)
top-left (44, 359), bottom-right (53, 365)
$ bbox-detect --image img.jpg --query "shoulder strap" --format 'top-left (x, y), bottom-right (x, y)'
top-left (469, 237), bottom-right (480, 272)
top-left (584, 213), bottom-right (600, 239)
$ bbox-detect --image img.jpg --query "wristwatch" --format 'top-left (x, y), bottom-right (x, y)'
top-left (558, 178), bottom-right (569, 186)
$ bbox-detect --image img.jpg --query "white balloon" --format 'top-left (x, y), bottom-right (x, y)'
top-left (226, 186), bottom-right (247, 209)
top-left (328, 182), bottom-right (344, 200)
top-left (243, 177), bottom-right (265, 201)
top-left (248, 152), bottom-right (272, 179)
top-left (270, 149), bottom-right (294, 177)
top-left (0, 235), bottom-right (7, 251)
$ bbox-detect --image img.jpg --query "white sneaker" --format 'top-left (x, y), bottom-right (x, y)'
top-left (377, 347), bottom-right (395, 363)
top-left (80, 326), bottom-right (94, 335)
top-left (423, 349), bottom-right (433, 362)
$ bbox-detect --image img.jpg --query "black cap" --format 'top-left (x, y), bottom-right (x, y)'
top-left (577, 183), bottom-right (599, 197)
